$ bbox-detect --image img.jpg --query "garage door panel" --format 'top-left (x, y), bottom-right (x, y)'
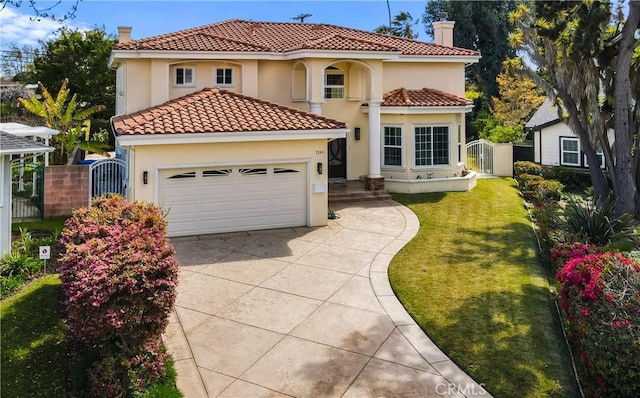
top-left (159, 164), bottom-right (307, 236)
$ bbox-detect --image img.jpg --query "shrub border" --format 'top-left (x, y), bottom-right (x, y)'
top-left (514, 176), bottom-right (586, 398)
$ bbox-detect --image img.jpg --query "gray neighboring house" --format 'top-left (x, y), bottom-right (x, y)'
top-left (526, 100), bottom-right (609, 169)
top-left (0, 131), bottom-right (53, 256)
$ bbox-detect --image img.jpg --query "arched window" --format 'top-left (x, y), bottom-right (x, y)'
top-left (324, 66), bottom-right (344, 99)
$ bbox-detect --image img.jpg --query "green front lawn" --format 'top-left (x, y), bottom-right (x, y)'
top-left (1, 275), bottom-right (66, 397)
top-left (389, 178), bottom-right (578, 397)
top-left (12, 216), bottom-right (68, 233)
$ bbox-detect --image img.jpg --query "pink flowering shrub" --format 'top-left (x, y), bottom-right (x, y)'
top-left (59, 196), bottom-right (179, 396)
top-left (550, 243), bottom-right (602, 273)
top-left (557, 253), bottom-right (640, 397)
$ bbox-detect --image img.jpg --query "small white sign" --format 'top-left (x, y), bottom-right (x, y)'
top-left (39, 246), bottom-right (51, 260)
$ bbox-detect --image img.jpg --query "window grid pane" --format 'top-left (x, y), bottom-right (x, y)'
top-left (216, 68), bottom-right (232, 85)
top-left (324, 87), bottom-right (344, 99)
top-left (561, 138), bottom-right (580, 166)
top-left (384, 127), bottom-right (402, 167)
top-left (414, 126), bottom-right (449, 166)
top-left (432, 127), bottom-right (449, 165)
top-left (414, 127), bottom-right (429, 166)
top-left (325, 74), bottom-right (344, 85)
top-left (176, 68), bottom-right (184, 85)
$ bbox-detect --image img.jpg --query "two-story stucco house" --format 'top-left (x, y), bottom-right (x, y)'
top-left (109, 19), bottom-right (480, 236)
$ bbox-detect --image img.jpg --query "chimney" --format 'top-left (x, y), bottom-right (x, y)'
top-left (118, 26), bottom-right (132, 44)
top-left (432, 13), bottom-right (455, 47)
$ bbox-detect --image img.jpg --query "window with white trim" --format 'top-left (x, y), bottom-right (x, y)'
top-left (383, 126), bottom-right (403, 167)
top-left (560, 137), bottom-right (580, 166)
top-left (584, 149), bottom-right (606, 169)
top-left (216, 68), bottom-right (233, 86)
top-left (414, 126), bottom-right (450, 167)
top-left (324, 67), bottom-right (344, 99)
top-left (175, 67), bottom-right (194, 86)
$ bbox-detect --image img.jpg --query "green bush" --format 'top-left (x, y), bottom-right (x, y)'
top-left (516, 173), bottom-right (544, 191)
top-left (543, 166), bottom-right (592, 192)
top-left (0, 252), bottom-right (43, 296)
top-left (557, 253), bottom-right (640, 397)
top-left (562, 197), bottom-right (639, 249)
top-left (530, 200), bottom-right (566, 256)
top-left (519, 174), bottom-right (564, 204)
top-left (0, 273), bottom-right (26, 297)
top-left (514, 161), bottom-right (542, 179)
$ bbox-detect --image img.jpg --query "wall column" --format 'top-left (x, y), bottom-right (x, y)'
top-left (309, 102), bottom-right (323, 115)
top-left (366, 101), bottom-right (385, 190)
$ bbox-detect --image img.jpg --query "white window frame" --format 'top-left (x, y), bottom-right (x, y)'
top-left (215, 67), bottom-right (234, 86)
top-left (382, 125), bottom-right (404, 169)
top-left (413, 124), bottom-right (451, 168)
top-left (560, 137), bottom-right (580, 167)
top-left (174, 67), bottom-right (195, 87)
top-left (324, 68), bottom-right (345, 99)
top-left (584, 149), bottom-right (606, 169)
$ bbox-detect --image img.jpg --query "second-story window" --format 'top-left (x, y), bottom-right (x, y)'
top-left (324, 67), bottom-right (344, 99)
top-left (175, 67), bottom-right (194, 86)
top-left (216, 68), bottom-right (233, 86)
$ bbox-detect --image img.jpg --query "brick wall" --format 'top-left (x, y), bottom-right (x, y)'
top-left (44, 165), bottom-right (89, 217)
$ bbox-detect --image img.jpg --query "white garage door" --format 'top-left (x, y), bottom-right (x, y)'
top-left (158, 164), bottom-right (307, 236)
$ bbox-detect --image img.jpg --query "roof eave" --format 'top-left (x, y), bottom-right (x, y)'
top-left (283, 49), bottom-right (401, 60)
top-left (363, 105), bottom-right (474, 114)
top-left (525, 118), bottom-right (562, 131)
top-left (110, 49), bottom-right (478, 63)
top-left (388, 54), bottom-right (481, 63)
top-left (1, 147), bottom-right (54, 156)
top-left (110, 49), bottom-right (281, 61)
top-left (115, 128), bottom-right (349, 147)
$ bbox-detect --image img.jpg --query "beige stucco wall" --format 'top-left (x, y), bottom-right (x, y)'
top-left (385, 170), bottom-right (477, 193)
top-left (117, 56), bottom-right (470, 186)
top-left (379, 112), bottom-right (465, 181)
top-left (493, 143), bottom-right (514, 177)
top-left (124, 139), bottom-right (329, 227)
top-left (382, 62), bottom-right (466, 96)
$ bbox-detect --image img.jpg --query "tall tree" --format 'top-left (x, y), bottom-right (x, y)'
top-left (19, 81), bottom-right (107, 164)
top-left (509, 1), bottom-right (640, 217)
top-left (424, 0), bottom-right (518, 109)
top-left (375, 11), bottom-right (419, 39)
top-left (1, 0), bottom-right (80, 21)
top-left (492, 66), bottom-right (546, 127)
top-left (26, 27), bottom-right (117, 118)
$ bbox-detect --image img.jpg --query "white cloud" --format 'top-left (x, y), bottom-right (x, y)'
top-left (0, 6), bottom-right (88, 49)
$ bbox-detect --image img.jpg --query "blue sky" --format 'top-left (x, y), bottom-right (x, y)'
top-left (0, 0), bottom-right (431, 48)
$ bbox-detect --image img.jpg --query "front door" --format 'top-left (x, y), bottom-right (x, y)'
top-left (328, 138), bottom-right (346, 179)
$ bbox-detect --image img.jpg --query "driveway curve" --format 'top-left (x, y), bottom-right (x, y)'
top-left (165, 200), bottom-right (490, 397)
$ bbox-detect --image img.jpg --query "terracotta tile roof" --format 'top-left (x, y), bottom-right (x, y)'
top-left (382, 88), bottom-right (473, 107)
top-left (112, 88), bottom-right (347, 136)
top-left (115, 19), bottom-right (478, 57)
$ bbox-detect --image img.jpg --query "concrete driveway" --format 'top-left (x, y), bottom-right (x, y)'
top-left (165, 201), bottom-right (489, 397)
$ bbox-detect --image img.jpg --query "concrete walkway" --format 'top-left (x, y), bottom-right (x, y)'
top-left (165, 200), bottom-right (490, 397)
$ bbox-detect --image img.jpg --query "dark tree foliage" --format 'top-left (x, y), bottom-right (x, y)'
top-left (26, 27), bottom-right (117, 118)
top-left (510, 0), bottom-right (640, 217)
top-left (375, 11), bottom-right (420, 39)
top-left (424, 0), bottom-right (519, 109)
